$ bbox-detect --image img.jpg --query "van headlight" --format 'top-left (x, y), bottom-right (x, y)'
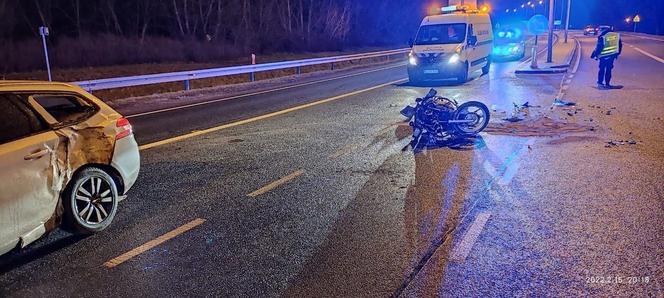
top-left (448, 53), bottom-right (461, 64)
top-left (409, 56), bottom-right (418, 66)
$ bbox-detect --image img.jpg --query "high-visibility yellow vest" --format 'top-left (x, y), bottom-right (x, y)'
top-left (599, 32), bottom-right (620, 57)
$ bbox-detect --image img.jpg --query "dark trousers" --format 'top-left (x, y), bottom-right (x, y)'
top-left (598, 57), bottom-right (615, 85)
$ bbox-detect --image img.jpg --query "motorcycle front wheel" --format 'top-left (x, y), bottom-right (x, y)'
top-left (452, 101), bottom-right (490, 136)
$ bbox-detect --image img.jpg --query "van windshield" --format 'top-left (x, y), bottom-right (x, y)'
top-left (415, 23), bottom-right (467, 45)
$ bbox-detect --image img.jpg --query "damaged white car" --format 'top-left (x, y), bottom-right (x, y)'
top-left (0, 81), bottom-right (140, 256)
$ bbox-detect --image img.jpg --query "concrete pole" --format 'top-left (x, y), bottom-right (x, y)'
top-left (564, 0), bottom-right (571, 43)
top-left (547, 0), bottom-right (555, 63)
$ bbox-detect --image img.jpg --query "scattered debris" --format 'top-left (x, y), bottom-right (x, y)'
top-left (553, 98), bottom-right (576, 106)
top-left (503, 102), bottom-right (532, 122)
top-left (504, 116), bottom-right (524, 122)
top-left (605, 139), bottom-right (638, 148)
top-left (567, 112), bottom-right (574, 117)
top-left (520, 102), bottom-right (541, 108)
top-left (528, 145), bottom-right (533, 150)
top-left (605, 110), bottom-right (612, 115)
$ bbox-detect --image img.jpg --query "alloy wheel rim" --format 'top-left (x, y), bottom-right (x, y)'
top-left (74, 176), bottom-right (114, 225)
top-left (458, 107), bottom-right (486, 133)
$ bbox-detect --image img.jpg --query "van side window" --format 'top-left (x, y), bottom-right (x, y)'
top-left (468, 24), bottom-right (475, 37)
top-left (32, 95), bottom-right (95, 124)
top-left (0, 94), bottom-right (48, 144)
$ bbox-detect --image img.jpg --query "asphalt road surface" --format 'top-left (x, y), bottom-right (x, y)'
top-left (1, 32), bottom-right (663, 297)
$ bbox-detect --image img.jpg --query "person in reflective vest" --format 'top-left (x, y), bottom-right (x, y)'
top-left (591, 27), bottom-right (622, 89)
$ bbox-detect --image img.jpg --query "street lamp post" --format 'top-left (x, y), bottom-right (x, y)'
top-left (564, 0), bottom-right (571, 43)
top-left (39, 26), bottom-right (52, 82)
top-left (547, 0), bottom-right (554, 63)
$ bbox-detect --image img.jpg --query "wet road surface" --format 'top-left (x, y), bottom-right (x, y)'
top-left (1, 32), bottom-right (663, 297)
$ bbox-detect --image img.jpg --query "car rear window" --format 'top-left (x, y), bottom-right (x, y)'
top-left (0, 94), bottom-right (48, 144)
top-left (32, 95), bottom-right (95, 124)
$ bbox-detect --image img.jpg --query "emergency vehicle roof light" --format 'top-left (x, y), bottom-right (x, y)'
top-left (440, 5), bottom-right (480, 14)
top-left (441, 5), bottom-right (461, 13)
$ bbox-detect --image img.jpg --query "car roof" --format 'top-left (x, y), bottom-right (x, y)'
top-left (0, 80), bottom-right (85, 93)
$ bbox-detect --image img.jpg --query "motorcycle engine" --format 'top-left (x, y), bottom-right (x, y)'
top-left (417, 97), bottom-right (457, 136)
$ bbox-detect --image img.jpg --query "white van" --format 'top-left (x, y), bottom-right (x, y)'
top-left (408, 5), bottom-right (494, 84)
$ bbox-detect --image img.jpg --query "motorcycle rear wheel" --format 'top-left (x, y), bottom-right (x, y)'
top-left (452, 101), bottom-right (490, 136)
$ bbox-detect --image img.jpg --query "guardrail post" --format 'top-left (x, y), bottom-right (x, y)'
top-left (249, 53), bottom-right (256, 82)
top-left (331, 63), bottom-right (334, 71)
top-left (184, 80), bottom-right (191, 91)
top-left (296, 66), bottom-right (301, 75)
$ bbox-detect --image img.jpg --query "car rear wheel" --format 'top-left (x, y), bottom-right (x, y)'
top-left (63, 167), bottom-right (119, 234)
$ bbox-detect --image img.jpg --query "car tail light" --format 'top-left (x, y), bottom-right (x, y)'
top-left (116, 117), bottom-right (133, 140)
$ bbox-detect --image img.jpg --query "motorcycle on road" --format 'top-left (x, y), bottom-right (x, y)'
top-left (400, 89), bottom-right (490, 149)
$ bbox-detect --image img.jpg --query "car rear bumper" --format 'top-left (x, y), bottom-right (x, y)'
top-left (111, 135), bottom-right (140, 194)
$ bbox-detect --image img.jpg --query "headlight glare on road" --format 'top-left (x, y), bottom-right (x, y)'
top-left (448, 53), bottom-right (460, 64)
top-left (409, 56), bottom-right (418, 66)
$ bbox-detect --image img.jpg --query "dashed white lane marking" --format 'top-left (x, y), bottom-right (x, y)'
top-left (138, 78), bottom-right (407, 150)
top-left (498, 139), bottom-right (535, 186)
top-left (450, 212), bottom-right (491, 262)
top-left (628, 44), bottom-right (664, 64)
top-left (328, 144), bottom-right (358, 159)
top-left (247, 169), bottom-right (306, 197)
top-left (104, 218), bottom-right (206, 268)
top-left (127, 63), bottom-right (406, 118)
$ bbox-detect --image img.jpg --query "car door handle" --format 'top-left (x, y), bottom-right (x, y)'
top-left (24, 148), bottom-right (49, 160)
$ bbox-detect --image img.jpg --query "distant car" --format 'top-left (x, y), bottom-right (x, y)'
top-left (583, 25), bottom-right (598, 36)
top-left (597, 25), bottom-right (614, 33)
top-left (492, 28), bottom-right (526, 60)
top-left (0, 81), bottom-right (140, 256)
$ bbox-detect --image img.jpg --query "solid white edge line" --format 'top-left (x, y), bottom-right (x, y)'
top-left (623, 33), bottom-right (664, 43)
top-left (628, 44), bottom-right (664, 64)
top-left (126, 63), bottom-right (406, 118)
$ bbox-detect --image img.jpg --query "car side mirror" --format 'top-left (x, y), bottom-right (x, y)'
top-left (468, 36), bottom-right (478, 46)
top-left (408, 38), bottom-right (414, 48)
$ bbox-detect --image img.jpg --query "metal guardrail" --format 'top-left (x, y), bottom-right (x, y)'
top-left (73, 48), bottom-right (409, 91)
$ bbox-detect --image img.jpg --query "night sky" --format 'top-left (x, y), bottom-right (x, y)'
top-left (486, 0), bottom-right (664, 34)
